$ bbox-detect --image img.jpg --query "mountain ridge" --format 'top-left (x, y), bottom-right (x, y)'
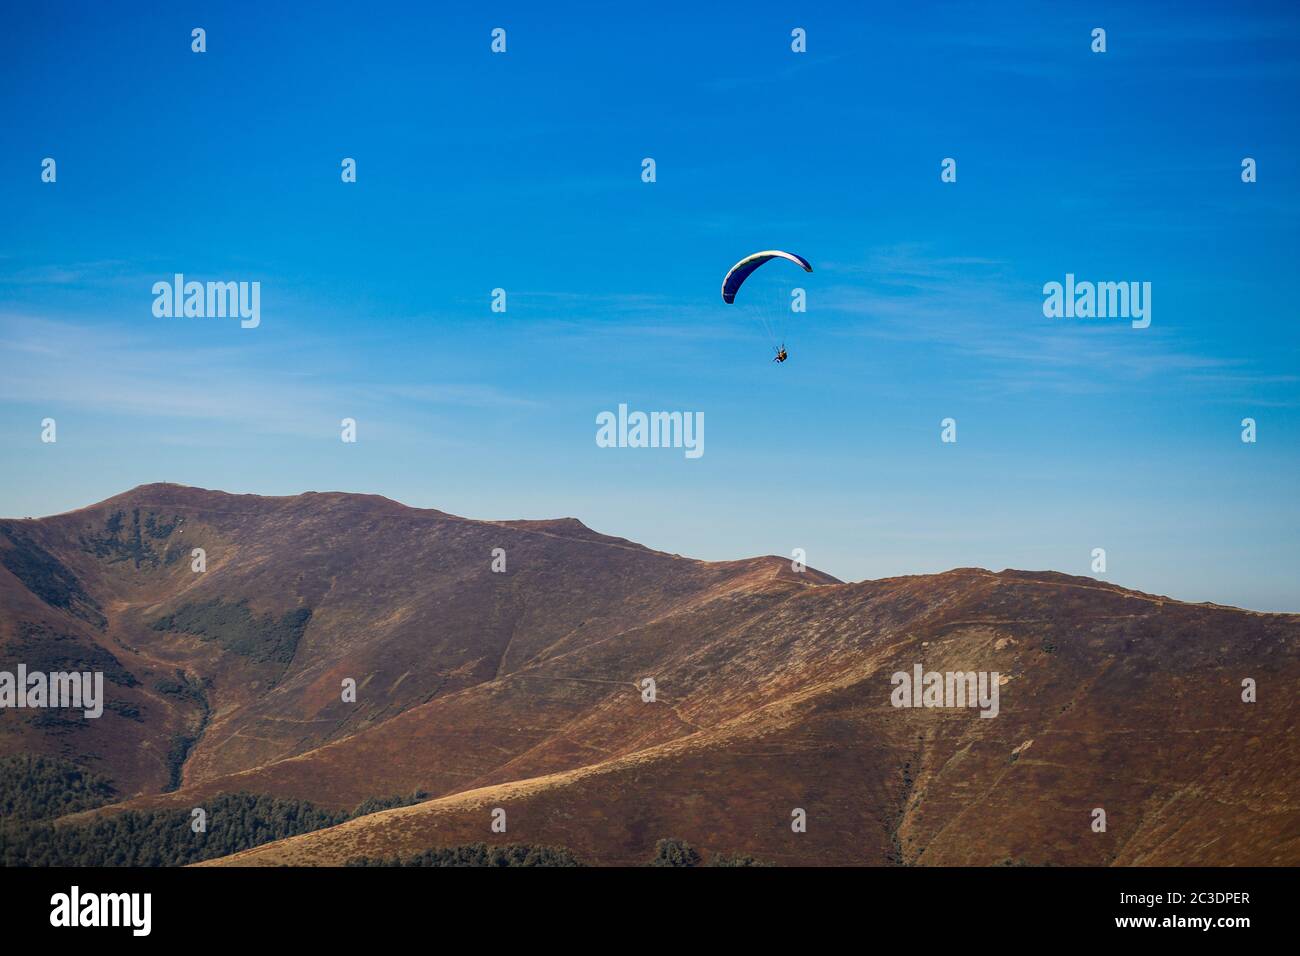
top-left (2, 485), bottom-right (1295, 866)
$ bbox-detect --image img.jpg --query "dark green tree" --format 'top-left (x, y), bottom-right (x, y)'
top-left (649, 838), bottom-right (701, 867)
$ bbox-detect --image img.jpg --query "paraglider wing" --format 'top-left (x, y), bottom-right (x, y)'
top-left (721, 250), bottom-right (813, 303)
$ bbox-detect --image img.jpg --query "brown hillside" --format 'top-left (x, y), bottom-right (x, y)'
top-left (1, 485), bottom-right (1295, 865)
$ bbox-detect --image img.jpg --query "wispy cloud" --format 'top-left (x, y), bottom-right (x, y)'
top-left (0, 260), bottom-right (135, 287)
top-left (370, 383), bottom-right (540, 408)
top-left (814, 244), bottom-right (1288, 401)
top-left (0, 314), bottom-right (540, 435)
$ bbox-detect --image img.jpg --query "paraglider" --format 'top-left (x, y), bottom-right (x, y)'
top-left (721, 250), bottom-right (812, 304)
top-left (721, 250), bottom-right (811, 362)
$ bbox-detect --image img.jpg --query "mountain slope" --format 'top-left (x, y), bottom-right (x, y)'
top-left (202, 570), bottom-right (1298, 866)
top-left (1, 485), bottom-right (1295, 866)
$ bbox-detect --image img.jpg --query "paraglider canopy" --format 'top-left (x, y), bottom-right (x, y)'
top-left (721, 250), bottom-right (812, 304)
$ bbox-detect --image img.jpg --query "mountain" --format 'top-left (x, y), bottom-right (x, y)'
top-left (1, 484), bottom-right (1296, 866)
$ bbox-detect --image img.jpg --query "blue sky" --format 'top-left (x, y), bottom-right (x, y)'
top-left (2, 1), bottom-right (1298, 610)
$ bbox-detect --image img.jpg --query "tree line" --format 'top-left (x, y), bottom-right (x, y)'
top-left (0, 761), bottom-right (434, 867)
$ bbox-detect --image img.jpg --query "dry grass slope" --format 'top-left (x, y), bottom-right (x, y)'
top-left (2, 484), bottom-right (1295, 866)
